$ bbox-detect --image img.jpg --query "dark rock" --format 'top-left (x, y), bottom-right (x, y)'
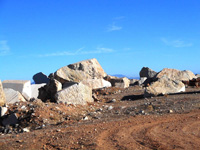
top-left (33, 72), bottom-right (50, 84)
top-left (2, 113), bottom-right (18, 127)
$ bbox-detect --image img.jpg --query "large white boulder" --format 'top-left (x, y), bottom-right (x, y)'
top-left (54, 58), bottom-right (107, 83)
top-left (0, 80), bottom-right (6, 106)
top-left (80, 78), bottom-right (111, 89)
top-left (144, 76), bottom-right (185, 97)
top-left (155, 68), bottom-right (196, 81)
top-left (3, 88), bottom-right (26, 104)
top-left (2, 80), bottom-right (31, 100)
top-left (31, 83), bottom-right (46, 99)
top-left (55, 83), bottom-right (93, 105)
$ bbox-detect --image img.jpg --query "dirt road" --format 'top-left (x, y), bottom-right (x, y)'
top-left (0, 109), bottom-right (199, 150)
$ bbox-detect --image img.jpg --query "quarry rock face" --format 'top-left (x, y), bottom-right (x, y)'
top-left (110, 77), bottom-right (130, 88)
top-left (0, 81), bottom-right (6, 106)
top-left (33, 72), bottom-right (50, 84)
top-left (55, 83), bottom-right (93, 105)
top-left (2, 80), bottom-right (31, 100)
top-left (155, 68), bottom-right (196, 81)
top-left (55, 58), bottom-right (107, 83)
top-left (38, 79), bottom-right (62, 102)
top-left (144, 76), bottom-right (185, 97)
top-left (140, 67), bottom-right (157, 78)
top-left (31, 83), bottom-right (46, 99)
top-left (4, 88), bottom-right (26, 104)
top-left (80, 78), bottom-right (111, 89)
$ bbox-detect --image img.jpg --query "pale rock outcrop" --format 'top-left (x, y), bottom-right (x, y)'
top-left (140, 67), bottom-right (157, 78)
top-left (80, 78), bottom-right (111, 89)
top-left (2, 80), bottom-right (31, 100)
top-left (4, 88), bottom-right (26, 104)
top-left (38, 79), bottom-right (62, 102)
top-left (31, 83), bottom-right (46, 99)
top-left (110, 77), bottom-right (130, 88)
top-left (0, 80), bottom-right (6, 106)
top-left (55, 83), bottom-right (93, 105)
top-left (155, 68), bottom-right (196, 81)
top-left (54, 58), bottom-right (107, 83)
top-left (33, 72), bottom-right (49, 84)
top-left (144, 76), bottom-right (185, 97)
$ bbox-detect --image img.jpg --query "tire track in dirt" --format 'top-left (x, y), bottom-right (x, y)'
top-left (96, 111), bottom-right (200, 150)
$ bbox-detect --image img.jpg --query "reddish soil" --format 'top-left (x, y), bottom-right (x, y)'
top-left (0, 86), bottom-right (200, 150)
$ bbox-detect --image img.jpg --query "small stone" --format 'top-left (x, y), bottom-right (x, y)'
top-left (168, 110), bottom-right (173, 113)
top-left (108, 106), bottom-right (113, 110)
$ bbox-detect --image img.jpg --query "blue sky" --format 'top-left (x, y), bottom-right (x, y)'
top-left (0, 0), bottom-right (200, 81)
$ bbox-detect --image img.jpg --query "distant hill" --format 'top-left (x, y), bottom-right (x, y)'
top-left (111, 74), bottom-right (139, 79)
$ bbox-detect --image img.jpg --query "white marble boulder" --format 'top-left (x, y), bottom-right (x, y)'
top-left (3, 88), bottom-right (26, 104)
top-left (0, 80), bottom-right (6, 106)
top-left (2, 80), bottom-right (31, 100)
top-left (155, 68), bottom-right (196, 81)
top-left (144, 76), bottom-right (185, 97)
top-left (80, 78), bottom-right (111, 89)
top-left (31, 83), bottom-right (46, 99)
top-left (54, 58), bottom-right (107, 84)
top-left (55, 83), bottom-right (93, 105)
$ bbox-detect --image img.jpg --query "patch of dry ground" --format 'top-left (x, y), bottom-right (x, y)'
top-left (0, 86), bottom-right (199, 150)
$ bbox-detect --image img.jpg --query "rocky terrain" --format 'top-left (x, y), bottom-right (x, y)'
top-left (0, 58), bottom-right (200, 150)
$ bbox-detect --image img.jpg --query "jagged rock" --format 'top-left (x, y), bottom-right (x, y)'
top-left (54, 58), bottom-right (107, 83)
top-left (110, 77), bottom-right (130, 88)
top-left (3, 88), bottom-right (26, 104)
top-left (155, 68), bottom-right (196, 81)
top-left (38, 79), bottom-right (62, 102)
top-left (33, 72), bottom-right (50, 84)
top-left (80, 78), bottom-right (111, 89)
top-left (2, 113), bottom-right (18, 126)
top-left (0, 80), bottom-right (6, 106)
top-left (2, 80), bottom-right (31, 100)
top-left (140, 67), bottom-right (157, 78)
top-left (144, 76), bottom-right (185, 97)
top-left (31, 83), bottom-right (46, 99)
top-left (55, 83), bottom-right (93, 105)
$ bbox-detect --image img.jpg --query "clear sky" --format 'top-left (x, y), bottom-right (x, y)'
top-left (0, 0), bottom-right (200, 81)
